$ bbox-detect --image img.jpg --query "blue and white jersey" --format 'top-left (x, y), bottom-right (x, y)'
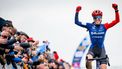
top-left (75, 12), bottom-right (107, 48)
top-left (75, 11), bottom-right (119, 48)
top-left (86, 23), bottom-right (106, 48)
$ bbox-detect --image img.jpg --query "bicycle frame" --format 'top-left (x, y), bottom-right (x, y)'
top-left (96, 58), bottom-right (101, 69)
top-left (87, 55), bottom-right (110, 69)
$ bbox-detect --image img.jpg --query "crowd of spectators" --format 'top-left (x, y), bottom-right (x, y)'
top-left (0, 17), bottom-right (72, 69)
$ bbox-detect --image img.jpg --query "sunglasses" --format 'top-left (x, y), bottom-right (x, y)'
top-left (93, 16), bottom-right (102, 19)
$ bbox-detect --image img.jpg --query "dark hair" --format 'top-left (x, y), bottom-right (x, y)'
top-left (53, 51), bottom-right (57, 54)
top-left (0, 17), bottom-right (6, 31)
top-left (19, 31), bottom-right (29, 38)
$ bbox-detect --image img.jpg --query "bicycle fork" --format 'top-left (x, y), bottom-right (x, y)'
top-left (96, 60), bottom-right (100, 69)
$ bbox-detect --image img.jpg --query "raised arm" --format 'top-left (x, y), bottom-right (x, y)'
top-left (75, 6), bottom-right (87, 28)
top-left (104, 3), bottom-right (120, 30)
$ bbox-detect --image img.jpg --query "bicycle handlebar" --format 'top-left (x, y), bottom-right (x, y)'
top-left (87, 55), bottom-right (110, 66)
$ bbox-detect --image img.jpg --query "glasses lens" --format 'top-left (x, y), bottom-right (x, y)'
top-left (94, 16), bottom-right (102, 19)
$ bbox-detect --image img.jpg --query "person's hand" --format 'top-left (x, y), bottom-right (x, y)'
top-left (22, 57), bottom-right (28, 63)
top-left (112, 3), bottom-right (118, 10)
top-left (76, 6), bottom-right (82, 13)
top-left (5, 49), bottom-right (10, 53)
top-left (14, 45), bottom-right (23, 50)
top-left (86, 54), bottom-right (93, 60)
top-left (0, 38), bottom-right (7, 44)
top-left (31, 51), bottom-right (37, 56)
top-left (14, 35), bottom-right (21, 41)
top-left (32, 40), bottom-right (39, 46)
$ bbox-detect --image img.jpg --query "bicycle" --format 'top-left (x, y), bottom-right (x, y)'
top-left (87, 55), bottom-right (110, 69)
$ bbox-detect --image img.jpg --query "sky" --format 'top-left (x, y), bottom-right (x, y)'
top-left (0, 0), bottom-right (122, 68)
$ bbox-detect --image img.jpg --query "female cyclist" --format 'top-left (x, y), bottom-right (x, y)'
top-left (75, 3), bottom-right (120, 69)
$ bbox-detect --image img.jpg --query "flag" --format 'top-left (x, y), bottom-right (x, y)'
top-left (72, 36), bottom-right (91, 69)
